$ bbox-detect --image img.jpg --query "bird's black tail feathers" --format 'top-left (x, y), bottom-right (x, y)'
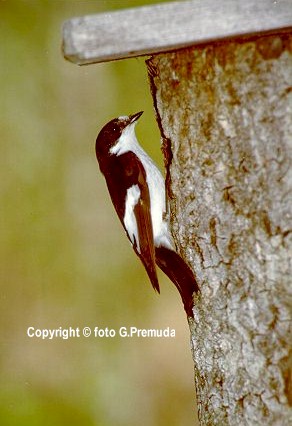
top-left (155, 246), bottom-right (198, 317)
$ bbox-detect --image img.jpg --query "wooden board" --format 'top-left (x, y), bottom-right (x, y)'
top-left (62, 0), bottom-right (292, 65)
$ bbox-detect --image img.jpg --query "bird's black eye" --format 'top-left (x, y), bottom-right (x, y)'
top-left (110, 123), bottom-right (122, 139)
top-left (97, 118), bottom-right (123, 146)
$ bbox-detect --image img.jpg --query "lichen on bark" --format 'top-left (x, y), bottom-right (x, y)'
top-left (147, 33), bottom-right (292, 425)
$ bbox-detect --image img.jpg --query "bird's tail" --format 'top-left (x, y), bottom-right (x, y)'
top-left (155, 246), bottom-right (198, 317)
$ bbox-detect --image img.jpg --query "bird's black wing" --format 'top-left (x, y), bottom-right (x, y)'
top-left (103, 152), bottom-right (159, 292)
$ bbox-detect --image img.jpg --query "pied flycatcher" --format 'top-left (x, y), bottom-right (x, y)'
top-left (95, 111), bottom-right (198, 317)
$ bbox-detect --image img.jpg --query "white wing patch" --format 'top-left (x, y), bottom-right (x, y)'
top-left (124, 184), bottom-right (141, 253)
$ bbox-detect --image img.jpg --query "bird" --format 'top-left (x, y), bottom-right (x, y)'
top-left (95, 111), bottom-right (198, 317)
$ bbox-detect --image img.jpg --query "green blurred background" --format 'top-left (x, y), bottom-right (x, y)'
top-left (1, 1), bottom-right (197, 424)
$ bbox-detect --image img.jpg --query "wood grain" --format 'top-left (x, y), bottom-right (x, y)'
top-left (62, 0), bottom-right (292, 65)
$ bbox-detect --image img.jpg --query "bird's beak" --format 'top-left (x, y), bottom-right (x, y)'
top-left (129, 111), bottom-right (143, 124)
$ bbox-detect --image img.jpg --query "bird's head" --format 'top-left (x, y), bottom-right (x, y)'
top-left (95, 111), bottom-right (143, 160)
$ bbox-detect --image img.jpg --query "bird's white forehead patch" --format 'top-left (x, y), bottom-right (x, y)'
top-left (118, 115), bottom-right (129, 120)
top-left (124, 184), bottom-right (141, 253)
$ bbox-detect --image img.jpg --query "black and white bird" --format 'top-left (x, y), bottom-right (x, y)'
top-left (95, 111), bottom-right (198, 317)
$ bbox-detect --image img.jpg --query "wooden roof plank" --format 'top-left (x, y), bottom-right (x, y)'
top-left (62, 0), bottom-right (292, 65)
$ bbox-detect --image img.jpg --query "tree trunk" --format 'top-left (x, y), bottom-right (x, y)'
top-left (147, 33), bottom-right (292, 425)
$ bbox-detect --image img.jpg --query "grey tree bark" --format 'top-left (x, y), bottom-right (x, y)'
top-left (147, 33), bottom-right (292, 426)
